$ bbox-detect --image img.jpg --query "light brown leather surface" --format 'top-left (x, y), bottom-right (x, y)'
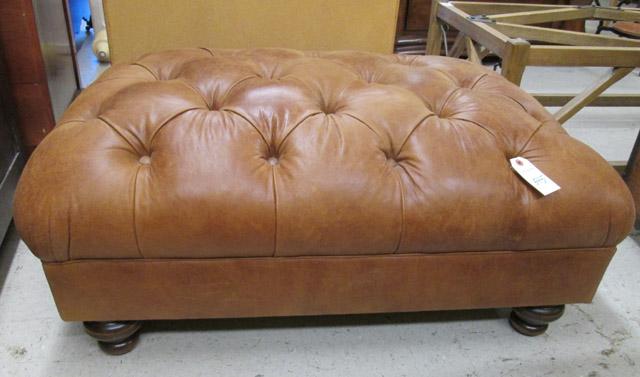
top-left (44, 248), bottom-right (616, 321)
top-left (14, 48), bottom-right (635, 262)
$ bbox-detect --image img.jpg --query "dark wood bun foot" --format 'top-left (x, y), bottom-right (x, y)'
top-left (83, 321), bottom-right (142, 355)
top-left (509, 305), bottom-right (565, 336)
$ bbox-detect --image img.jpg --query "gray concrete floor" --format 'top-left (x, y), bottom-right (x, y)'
top-left (1, 53), bottom-right (640, 376)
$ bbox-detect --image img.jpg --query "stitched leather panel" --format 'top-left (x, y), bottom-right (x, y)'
top-left (14, 48), bottom-right (635, 261)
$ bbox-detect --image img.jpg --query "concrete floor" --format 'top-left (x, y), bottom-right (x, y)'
top-left (1, 56), bottom-right (640, 375)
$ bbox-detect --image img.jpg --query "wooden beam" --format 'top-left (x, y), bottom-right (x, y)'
top-left (450, 2), bottom-right (571, 16)
top-left (490, 22), bottom-right (640, 47)
top-left (501, 38), bottom-right (530, 85)
top-left (465, 36), bottom-right (482, 64)
top-left (450, 33), bottom-right (466, 58)
top-left (438, 2), bottom-right (510, 56)
top-left (554, 67), bottom-right (634, 124)
top-left (478, 46), bottom-right (492, 60)
top-left (426, 0), bottom-right (445, 55)
top-left (534, 93), bottom-right (640, 107)
top-left (528, 46), bottom-right (640, 67)
top-left (593, 7), bottom-right (640, 23)
top-left (489, 7), bottom-right (594, 25)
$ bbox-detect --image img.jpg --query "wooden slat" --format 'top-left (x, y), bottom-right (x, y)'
top-left (449, 33), bottom-right (466, 57)
top-left (501, 38), bottom-right (530, 85)
top-left (594, 7), bottom-right (640, 23)
top-left (478, 46), bottom-right (492, 59)
top-left (554, 67), bottom-right (634, 124)
top-left (438, 2), bottom-right (510, 56)
top-left (528, 46), bottom-right (640, 66)
top-left (426, 0), bottom-right (445, 55)
top-left (465, 36), bottom-right (482, 64)
top-left (534, 93), bottom-right (640, 107)
top-left (490, 22), bottom-right (640, 47)
top-left (490, 7), bottom-right (594, 25)
top-left (450, 2), bottom-right (570, 16)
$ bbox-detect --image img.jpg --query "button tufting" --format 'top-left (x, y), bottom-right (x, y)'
top-left (139, 156), bottom-right (151, 165)
top-left (267, 157), bottom-right (279, 166)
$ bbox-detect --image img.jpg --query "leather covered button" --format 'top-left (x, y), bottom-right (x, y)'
top-left (267, 157), bottom-right (279, 166)
top-left (139, 156), bottom-right (151, 165)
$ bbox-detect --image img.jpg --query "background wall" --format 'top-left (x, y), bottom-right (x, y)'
top-left (104, 0), bottom-right (400, 64)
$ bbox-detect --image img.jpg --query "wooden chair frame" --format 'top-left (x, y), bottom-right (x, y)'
top-left (426, 1), bottom-right (640, 220)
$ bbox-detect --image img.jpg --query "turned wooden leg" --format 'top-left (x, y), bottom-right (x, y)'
top-left (509, 305), bottom-right (565, 336)
top-left (83, 321), bottom-right (142, 355)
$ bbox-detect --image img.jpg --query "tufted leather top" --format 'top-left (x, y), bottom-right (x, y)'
top-left (14, 48), bottom-right (634, 262)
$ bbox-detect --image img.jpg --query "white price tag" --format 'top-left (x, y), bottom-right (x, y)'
top-left (510, 157), bottom-right (560, 196)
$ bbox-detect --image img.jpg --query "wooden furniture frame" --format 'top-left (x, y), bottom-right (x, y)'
top-left (426, 1), bottom-right (640, 221)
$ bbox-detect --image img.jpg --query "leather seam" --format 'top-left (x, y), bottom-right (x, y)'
top-left (224, 109), bottom-right (271, 154)
top-left (42, 247), bottom-right (618, 265)
top-left (219, 76), bottom-right (259, 105)
top-left (515, 121), bottom-right (546, 157)
top-left (397, 114), bottom-right (435, 155)
top-left (147, 107), bottom-right (203, 147)
top-left (271, 167), bottom-right (279, 257)
top-left (176, 80), bottom-right (210, 109)
top-left (342, 113), bottom-right (384, 144)
top-left (277, 111), bottom-right (323, 155)
top-left (132, 165), bottom-right (145, 258)
top-left (451, 118), bottom-right (500, 146)
top-left (132, 62), bottom-right (159, 80)
top-left (97, 117), bottom-right (146, 156)
top-left (515, 187), bottom-right (532, 250)
top-left (392, 168), bottom-right (406, 254)
top-left (469, 73), bottom-right (488, 90)
top-left (66, 205), bottom-right (71, 261)
top-left (437, 87), bottom-right (461, 116)
top-left (603, 187), bottom-right (614, 247)
top-left (198, 47), bottom-right (215, 57)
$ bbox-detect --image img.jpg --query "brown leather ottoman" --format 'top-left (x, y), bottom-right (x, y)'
top-left (13, 48), bottom-right (635, 355)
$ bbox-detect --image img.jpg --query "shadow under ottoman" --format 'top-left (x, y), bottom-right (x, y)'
top-left (13, 48), bottom-right (635, 355)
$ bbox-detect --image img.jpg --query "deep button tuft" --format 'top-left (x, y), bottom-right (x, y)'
top-left (139, 156), bottom-right (151, 165)
top-left (267, 157), bottom-right (279, 166)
